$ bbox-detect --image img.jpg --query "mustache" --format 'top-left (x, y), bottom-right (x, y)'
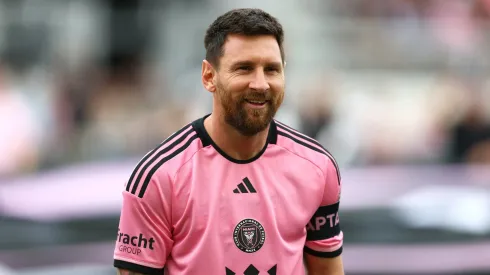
top-left (242, 92), bottom-right (272, 101)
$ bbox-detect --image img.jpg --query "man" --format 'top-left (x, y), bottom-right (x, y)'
top-left (114, 8), bottom-right (344, 275)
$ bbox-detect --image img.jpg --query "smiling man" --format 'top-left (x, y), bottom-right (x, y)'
top-left (114, 8), bottom-right (344, 275)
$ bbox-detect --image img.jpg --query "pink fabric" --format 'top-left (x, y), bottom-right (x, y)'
top-left (114, 119), bottom-right (342, 274)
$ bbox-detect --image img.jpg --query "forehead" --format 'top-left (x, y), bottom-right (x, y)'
top-left (221, 34), bottom-right (282, 66)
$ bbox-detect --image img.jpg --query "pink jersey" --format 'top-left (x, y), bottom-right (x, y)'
top-left (114, 115), bottom-right (343, 275)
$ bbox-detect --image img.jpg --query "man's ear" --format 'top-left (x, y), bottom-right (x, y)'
top-left (202, 60), bottom-right (216, 93)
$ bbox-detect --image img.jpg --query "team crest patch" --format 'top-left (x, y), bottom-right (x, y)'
top-left (233, 219), bottom-right (265, 253)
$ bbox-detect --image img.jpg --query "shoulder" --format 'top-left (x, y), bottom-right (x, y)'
top-left (273, 120), bottom-right (340, 179)
top-left (124, 122), bottom-right (203, 198)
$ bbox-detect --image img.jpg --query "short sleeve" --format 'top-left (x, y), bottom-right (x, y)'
top-left (304, 157), bottom-right (343, 258)
top-left (113, 173), bottom-right (173, 274)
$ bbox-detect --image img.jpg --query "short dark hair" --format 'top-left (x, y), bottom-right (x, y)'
top-left (204, 8), bottom-right (285, 68)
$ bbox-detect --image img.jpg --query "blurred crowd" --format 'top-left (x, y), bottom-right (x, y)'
top-left (1, 0), bottom-right (490, 178)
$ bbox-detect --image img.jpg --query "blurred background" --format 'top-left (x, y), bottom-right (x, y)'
top-left (0, 0), bottom-right (490, 274)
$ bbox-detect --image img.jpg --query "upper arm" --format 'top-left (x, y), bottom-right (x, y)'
top-left (113, 170), bottom-right (173, 275)
top-left (304, 157), bottom-right (344, 273)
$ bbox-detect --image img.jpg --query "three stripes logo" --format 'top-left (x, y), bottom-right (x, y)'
top-left (233, 177), bottom-right (257, 194)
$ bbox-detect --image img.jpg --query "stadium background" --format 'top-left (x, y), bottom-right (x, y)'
top-left (0, 0), bottom-right (490, 274)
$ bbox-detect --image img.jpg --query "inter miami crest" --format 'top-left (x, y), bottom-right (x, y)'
top-left (233, 219), bottom-right (265, 253)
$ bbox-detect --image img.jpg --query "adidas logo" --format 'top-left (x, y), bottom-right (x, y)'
top-left (233, 177), bottom-right (257, 193)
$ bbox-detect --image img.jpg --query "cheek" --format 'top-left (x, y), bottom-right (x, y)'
top-left (271, 82), bottom-right (285, 98)
top-left (275, 93), bottom-right (285, 107)
top-left (224, 86), bottom-right (246, 102)
top-left (226, 76), bottom-right (251, 92)
top-left (269, 76), bottom-right (285, 90)
top-left (220, 88), bottom-right (239, 102)
top-left (218, 86), bottom-right (241, 107)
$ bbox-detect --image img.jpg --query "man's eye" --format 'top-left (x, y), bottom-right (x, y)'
top-left (265, 67), bottom-right (280, 72)
top-left (238, 66), bottom-right (252, 71)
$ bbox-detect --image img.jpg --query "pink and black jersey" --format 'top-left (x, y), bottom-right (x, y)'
top-left (114, 114), bottom-right (343, 275)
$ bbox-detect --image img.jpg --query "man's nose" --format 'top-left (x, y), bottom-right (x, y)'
top-left (249, 70), bottom-right (270, 91)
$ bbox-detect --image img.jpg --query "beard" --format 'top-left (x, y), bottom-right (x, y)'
top-left (216, 81), bottom-right (283, 137)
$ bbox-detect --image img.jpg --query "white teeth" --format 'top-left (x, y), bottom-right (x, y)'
top-left (247, 100), bottom-right (265, 104)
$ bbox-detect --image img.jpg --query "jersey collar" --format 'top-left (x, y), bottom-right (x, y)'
top-left (192, 114), bottom-right (277, 164)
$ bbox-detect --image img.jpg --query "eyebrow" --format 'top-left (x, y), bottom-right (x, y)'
top-left (230, 60), bottom-right (283, 68)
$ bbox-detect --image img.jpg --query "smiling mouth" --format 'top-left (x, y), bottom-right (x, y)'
top-left (245, 99), bottom-right (268, 105)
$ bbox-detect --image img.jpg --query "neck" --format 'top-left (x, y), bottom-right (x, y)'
top-left (204, 113), bottom-right (270, 161)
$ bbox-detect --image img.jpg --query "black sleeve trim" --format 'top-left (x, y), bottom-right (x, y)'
top-left (304, 246), bottom-right (343, 258)
top-left (114, 259), bottom-right (164, 275)
top-left (306, 202), bottom-right (341, 241)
